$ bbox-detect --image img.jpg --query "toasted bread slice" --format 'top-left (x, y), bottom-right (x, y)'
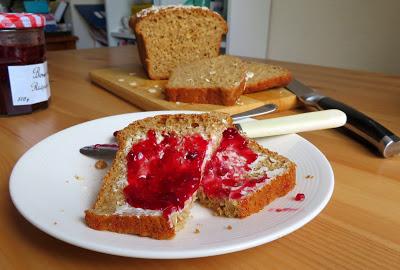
top-left (198, 128), bottom-right (296, 218)
top-left (244, 62), bottom-right (292, 94)
top-left (130, 6), bottom-right (228, 80)
top-left (85, 113), bottom-right (232, 239)
top-left (165, 55), bottom-right (246, 106)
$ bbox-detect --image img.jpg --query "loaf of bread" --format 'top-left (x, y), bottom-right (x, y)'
top-left (165, 55), bottom-right (246, 106)
top-left (130, 5), bottom-right (228, 80)
top-left (244, 62), bottom-right (292, 94)
top-left (85, 113), bottom-right (296, 239)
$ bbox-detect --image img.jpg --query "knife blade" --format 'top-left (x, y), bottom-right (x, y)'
top-left (80, 109), bottom-right (346, 158)
top-left (230, 103), bottom-right (277, 120)
top-left (286, 79), bottom-right (400, 157)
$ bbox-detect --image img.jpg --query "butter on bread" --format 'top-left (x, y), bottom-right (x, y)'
top-left (85, 113), bottom-right (296, 239)
top-left (85, 113), bottom-right (232, 239)
top-left (198, 134), bottom-right (296, 218)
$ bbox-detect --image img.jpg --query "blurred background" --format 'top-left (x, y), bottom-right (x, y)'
top-left (1, 0), bottom-right (399, 75)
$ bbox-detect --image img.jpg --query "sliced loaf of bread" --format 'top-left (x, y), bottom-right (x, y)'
top-left (130, 5), bottom-right (228, 80)
top-left (244, 62), bottom-right (292, 94)
top-left (165, 55), bottom-right (246, 106)
top-left (85, 113), bottom-right (232, 239)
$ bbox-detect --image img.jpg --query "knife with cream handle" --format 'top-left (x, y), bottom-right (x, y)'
top-left (234, 109), bottom-right (346, 138)
top-left (79, 110), bottom-right (346, 157)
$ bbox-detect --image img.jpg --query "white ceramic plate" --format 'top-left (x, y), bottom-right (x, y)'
top-left (10, 111), bottom-right (334, 259)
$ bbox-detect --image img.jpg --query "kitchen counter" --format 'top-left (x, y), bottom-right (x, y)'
top-left (0, 46), bottom-right (399, 269)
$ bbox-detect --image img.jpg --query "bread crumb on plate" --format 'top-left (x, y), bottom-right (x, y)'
top-left (95, 160), bottom-right (108, 169)
top-left (74, 175), bottom-right (84, 181)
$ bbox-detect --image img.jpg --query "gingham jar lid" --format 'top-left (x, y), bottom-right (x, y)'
top-left (0, 13), bottom-right (46, 29)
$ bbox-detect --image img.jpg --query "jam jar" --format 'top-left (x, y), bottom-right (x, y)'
top-left (0, 13), bottom-right (51, 116)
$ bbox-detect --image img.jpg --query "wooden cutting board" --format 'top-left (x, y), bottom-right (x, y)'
top-left (89, 64), bottom-right (299, 114)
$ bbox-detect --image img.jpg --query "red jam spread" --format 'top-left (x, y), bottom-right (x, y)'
top-left (0, 28), bottom-right (48, 115)
top-left (124, 130), bottom-right (209, 217)
top-left (202, 128), bottom-right (268, 200)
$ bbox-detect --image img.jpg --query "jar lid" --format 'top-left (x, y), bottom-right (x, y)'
top-left (0, 13), bottom-right (46, 29)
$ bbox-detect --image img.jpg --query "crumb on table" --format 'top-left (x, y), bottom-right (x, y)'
top-left (226, 225), bottom-right (232, 230)
top-left (194, 228), bottom-right (200, 234)
top-left (235, 98), bottom-right (244, 106)
top-left (305, 174), bottom-right (314, 179)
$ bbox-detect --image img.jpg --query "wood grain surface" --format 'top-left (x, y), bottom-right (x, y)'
top-left (89, 66), bottom-right (298, 114)
top-left (0, 46), bottom-right (399, 270)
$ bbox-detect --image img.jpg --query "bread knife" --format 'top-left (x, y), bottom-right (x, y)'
top-left (286, 79), bottom-right (400, 157)
top-left (80, 109), bottom-right (346, 157)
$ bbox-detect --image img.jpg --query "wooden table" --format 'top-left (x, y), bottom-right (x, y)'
top-left (1, 46), bottom-right (399, 269)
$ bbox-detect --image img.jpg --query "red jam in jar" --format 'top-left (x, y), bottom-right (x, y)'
top-left (0, 13), bottom-right (50, 116)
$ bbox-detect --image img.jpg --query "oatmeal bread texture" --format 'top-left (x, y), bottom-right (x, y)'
top-left (130, 5), bottom-right (228, 80)
top-left (165, 55), bottom-right (246, 106)
top-left (85, 112), bottom-right (232, 239)
top-left (85, 113), bottom-right (296, 239)
top-left (244, 61), bottom-right (292, 94)
top-left (198, 138), bottom-right (296, 218)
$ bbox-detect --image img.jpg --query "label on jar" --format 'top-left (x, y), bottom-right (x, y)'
top-left (8, 61), bottom-right (51, 106)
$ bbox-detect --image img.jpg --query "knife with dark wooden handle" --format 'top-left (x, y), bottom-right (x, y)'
top-left (286, 79), bottom-right (400, 157)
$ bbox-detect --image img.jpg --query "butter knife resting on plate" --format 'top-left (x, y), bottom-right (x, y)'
top-left (80, 109), bottom-right (347, 158)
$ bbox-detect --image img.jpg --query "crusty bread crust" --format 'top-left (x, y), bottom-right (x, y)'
top-left (133, 29), bottom-right (150, 78)
top-left (85, 113), bottom-right (232, 239)
top-left (244, 73), bottom-right (292, 94)
top-left (165, 79), bottom-right (246, 106)
top-left (85, 211), bottom-right (175, 239)
top-left (130, 6), bottom-right (228, 80)
top-left (197, 138), bottom-right (296, 218)
top-left (85, 113), bottom-right (296, 239)
top-left (244, 63), bottom-right (292, 94)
